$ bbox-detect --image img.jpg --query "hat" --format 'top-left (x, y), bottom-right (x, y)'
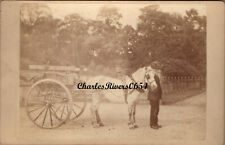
top-left (150, 61), bottom-right (161, 69)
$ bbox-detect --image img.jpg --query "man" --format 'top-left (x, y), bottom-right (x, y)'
top-left (147, 66), bottom-right (162, 129)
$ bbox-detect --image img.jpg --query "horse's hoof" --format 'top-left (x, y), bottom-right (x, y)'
top-left (128, 124), bottom-right (135, 129)
top-left (92, 123), bottom-right (101, 128)
top-left (98, 122), bottom-right (104, 127)
top-left (133, 124), bottom-right (138, 128)
top-left (129, 126), bottom-right (135, 129)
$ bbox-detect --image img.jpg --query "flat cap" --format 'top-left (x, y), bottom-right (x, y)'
top-left (150, 61), bottom-right (162, 69)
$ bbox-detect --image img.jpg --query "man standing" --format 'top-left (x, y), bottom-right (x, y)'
top-left (147, 67), bottom-right (162, 129)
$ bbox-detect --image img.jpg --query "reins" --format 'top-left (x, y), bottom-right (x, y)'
top-left (128, 74), bottom-right (145, 93)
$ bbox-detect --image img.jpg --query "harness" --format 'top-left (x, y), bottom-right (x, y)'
top-left (124, 74), bottom-right (145, 103)
top-left (128, 74), bottom-right (145, 93)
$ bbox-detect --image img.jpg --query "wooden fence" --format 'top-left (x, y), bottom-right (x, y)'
top-left (159, 76), bottom-right (205, 104)
top-left (161, 76), bottom-right (204, 94)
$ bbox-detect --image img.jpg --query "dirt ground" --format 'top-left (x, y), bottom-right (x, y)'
top-left (18, 92), bottom-right (206, 144)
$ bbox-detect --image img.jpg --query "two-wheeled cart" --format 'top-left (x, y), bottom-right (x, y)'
top-left (25, 66), bottom-right (88, 129)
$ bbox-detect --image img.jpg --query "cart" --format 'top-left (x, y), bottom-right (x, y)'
top-left (25, 65), bottom-right (88, 129)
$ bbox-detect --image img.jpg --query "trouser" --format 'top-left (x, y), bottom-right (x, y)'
top-left (150, 100), bottom-right (160, 126)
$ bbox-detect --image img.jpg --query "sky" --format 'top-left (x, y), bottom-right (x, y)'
top-left (47, 3), bottom-right (206, 28)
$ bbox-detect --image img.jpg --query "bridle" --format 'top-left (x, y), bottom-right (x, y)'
top-left (127, 67), bottom-right (152, 93)
top-left (124, 67), bottom-right (154, 103)
top-left (144, 68), bottom-right (157, 89)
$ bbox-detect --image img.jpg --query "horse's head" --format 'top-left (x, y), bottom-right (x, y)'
top-left (132, 64), bottom-right (161, 88)
top-left (132, 66), bottom-right (154, 83)
top-left (144, 65), bottom-right (161, 91)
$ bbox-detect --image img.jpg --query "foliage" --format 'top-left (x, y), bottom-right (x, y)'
top-left (135, 5), bottom-right (206, 76)
top-left (20, 4), bottom-right (206, 77)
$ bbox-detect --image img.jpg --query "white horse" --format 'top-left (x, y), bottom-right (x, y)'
top-left (87, 65), bottom-right (159, 129)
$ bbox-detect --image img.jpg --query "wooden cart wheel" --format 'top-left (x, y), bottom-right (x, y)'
top-left (26, 79), bottom-right (72, 129)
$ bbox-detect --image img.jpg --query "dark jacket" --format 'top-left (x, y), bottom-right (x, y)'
top-left (147, 74), bottom-right (162, 101)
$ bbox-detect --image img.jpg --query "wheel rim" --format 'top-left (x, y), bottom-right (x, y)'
top-left (69, 101), bottom-right (87, 120)
top-left (68, 89), bottom-right (87, 121)
top-left (26, 79), bottom-right (72, 129)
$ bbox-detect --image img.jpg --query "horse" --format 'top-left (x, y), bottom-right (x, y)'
top-left (86, 65), bottom-right (159, 129)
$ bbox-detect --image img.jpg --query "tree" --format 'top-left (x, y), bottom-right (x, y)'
top-left (97, 6), bottom-right (122, 30)
top-left (83, 6), bottom-right (125, 68)
top-left (182, 9), bottom-right (206, 76)
top-left (20, 4), bottom-right (62, 67)
top-left (58, 13), bottom-right (90, 66)
top-left (20, 4), bottom-right (206, 77)
top-left (21, 3), bottom-right (52, 26)
top-left (136, 5), bottom-right (206, 76)
top-left (136, 5), bottom-right (174, 66)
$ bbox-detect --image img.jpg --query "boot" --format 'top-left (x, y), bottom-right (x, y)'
top-left (150, 125), bottom-right (159, 129)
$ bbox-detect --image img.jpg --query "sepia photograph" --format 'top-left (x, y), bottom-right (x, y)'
top-left (19, 1), bottom-right (206, 142)
top-left (0, 1), bottom-right (224, 145)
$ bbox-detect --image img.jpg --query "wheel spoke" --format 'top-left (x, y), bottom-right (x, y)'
top-left (51, 105), bottom-right (57, 112)
top-left (60, 105), bottom-right (65, 119)
top-left (49, 106), bottom-right (61, 120)
top-left (49, 107), bottom-right (53, 127)
top-left (54, 104), bottom-right (62, 113)
top-left (69, 102), bottom-right (86, 120)
top-left (27, 102), bottom-right (45, 107)
top-left (72, 108), bottom-right (77, 116)
top-left (28, 105), bottom-right (45, 113)
top-left (66, 105), bottom-right (69, 114)
top-left (42, 107), bottom-right (48, 127)
top-left (34, 107), bottom-right (46, 122)
top-left (73, 103), bottom-right (82, 109)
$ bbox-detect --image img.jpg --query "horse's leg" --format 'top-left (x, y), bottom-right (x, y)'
top-left (90, 94), bottom-right (102, 128)
top-left (128, 104), bottom-right (135, 129)
top-left (96, 110), bottom-right (104, 126)
top-left (90, 104), bottom-right (98, 127)
top-left (133, 104), bottom-right (138, 128)
top-left (128, 104), bottom-right (132, 124)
